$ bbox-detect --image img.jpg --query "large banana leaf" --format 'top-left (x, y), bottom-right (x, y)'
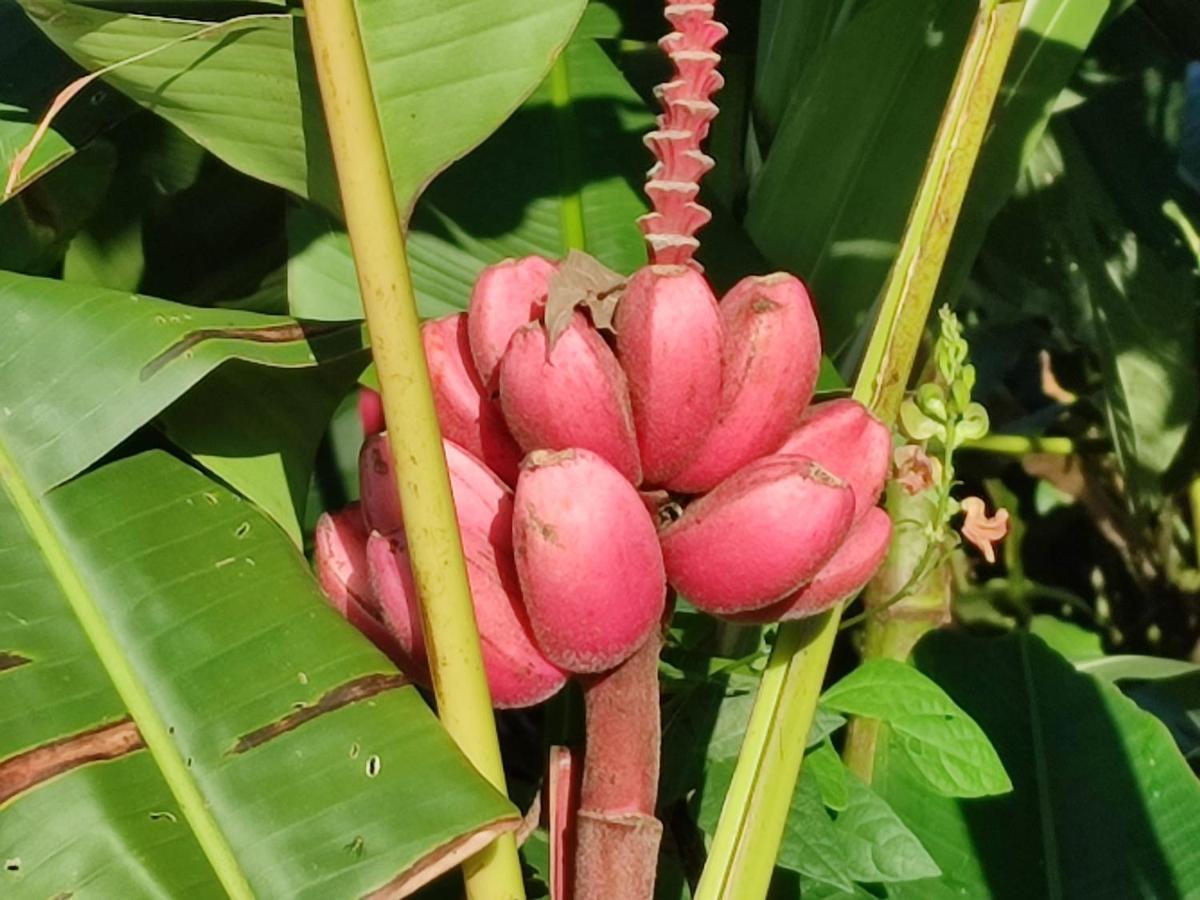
top-left (287, 21), bottom-right (653, 321)
top-left (0, 270), bottom-right (361, 504)
top-left (0, 448), bottom-right (516, 898)
top-left (744, 0), bottom-right (975, 351)
top-left (743, 0), bottom-right (1118, 355)
top-left (876, 632), bottom-right (1200, 898)
top-left (18, 0), bottom-right (585, 220)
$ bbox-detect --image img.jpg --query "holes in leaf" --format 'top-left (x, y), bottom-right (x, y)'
top-left (365, 755), bottom-right (381, 778)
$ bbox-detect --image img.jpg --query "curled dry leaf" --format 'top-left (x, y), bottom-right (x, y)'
top-left (544, 250), bottom-right (627, 348)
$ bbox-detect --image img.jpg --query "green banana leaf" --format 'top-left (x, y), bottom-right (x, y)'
top-left (17, 0), bottom-right (585, 220)
top-left (0, 270), bottom-right (362, 512)
top-left (0, 448), bottom-right (516, 898)
top-left (287, 21), bottom-right (654, 322)
top-left (743, 0), bottom-right (1118, 356)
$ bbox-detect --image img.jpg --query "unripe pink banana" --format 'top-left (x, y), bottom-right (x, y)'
top-left (513, 449), bottom-right (666, 673)
top-left (774, 398), bottom-right (891, 521)
top-left (359, 434), bottom-right (513, 543)
top-left (615, 265), bottom-right (723, 485)
top-left (367, 529), bottom-right (567, 709)
top-left (468, 255), bottom-right (558, 391)
top-left (723, 507), bottom-right (892, 623)
top-left (666, 273), bottom-right (821, 493)
top-left (313, 506), bottom-right (407, 664)
top-left (499, 314), bottom-right (642, 484)
top-left (423, 313), bottom-right (523, 484)
top-left (659, 455), bottom-right (854, 614)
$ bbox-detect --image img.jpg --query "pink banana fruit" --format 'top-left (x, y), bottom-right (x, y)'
top-left (499, 313), bottom-right (642, 484)
top-left (364, 530), bottom-right (428, 678)
top-left (359, 434), bottom-right (514, 544)
top-left (468, 255), bottom-right (558, 391)
top-left (367, 530), bottom-right (566, 708)
top-left (615, 265), bottom-right (723, 485)
top-left (358, 387), bottom-right (385, 436)
top-left (774, 398), bottom-right (892, 521)
top-left (724, 507), bottom-right (892, 623)
top-left (513, 449), bottom-right (666, 673)
top-left (423, 313), bottom-right (523, 485)
top-left (666, 273), bottom-right (821, 493)
top-left (313, 506), bottom-right (408, 665)
top-left (659, 454), bottom-right (854, 614)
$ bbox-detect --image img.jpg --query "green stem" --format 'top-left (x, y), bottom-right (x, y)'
top-left (301, 1), bottom-right (524, 896)
top-left (960, 434), bottom-right (1075, 456)
top-left (549, 52), bottom-right (587, 252)
top-left (1191, 476), bottom-right (1200, 569)
top-left (692, 4), bottom-right (1024, 897)
top-left (843, 481), bottom-right (954, 781)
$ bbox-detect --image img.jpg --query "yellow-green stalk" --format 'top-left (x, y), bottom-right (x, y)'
top-left (301, 1), bottom-right (524, 895)
top-left (693, 3), bottom-right (1024, 897)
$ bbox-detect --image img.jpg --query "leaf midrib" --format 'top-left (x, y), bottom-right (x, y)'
top-left (0, 440), bottom-right (253, 899)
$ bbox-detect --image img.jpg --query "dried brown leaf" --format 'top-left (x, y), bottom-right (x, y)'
top-left (544, 250), bottom-right (627, 348)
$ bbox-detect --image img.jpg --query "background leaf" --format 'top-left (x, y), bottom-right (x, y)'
top-left (0, 271), bottom-right (361, 499)
top-left (157, 359), bottom-right (361, 544)
top-left (822, 658), bottom-right (1012, 798)
top-left (743, 0), bottom-right (975, 352)
top-left (287, 23), bottom-right (653, 322)
top-left (0, 449), bottom-right (515, 897)
top-left (875, 632), bottom-right (1200, 898)
top-left (19, 0), bottom-right (586, 221)
top-left (0, 3), bottom-right (130, 199)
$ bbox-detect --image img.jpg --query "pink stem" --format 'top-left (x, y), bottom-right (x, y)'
top-left (638, 2), bottom-right (727, 270)
top-left (549, 745), bottom-right (581, 899)
top-left (574, 632), bottom-right (664, 900)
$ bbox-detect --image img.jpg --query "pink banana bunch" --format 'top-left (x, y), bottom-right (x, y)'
top-left (317, 254), bottom-right (892, 707)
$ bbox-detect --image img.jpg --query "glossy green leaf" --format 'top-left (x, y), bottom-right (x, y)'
top-left (287, 27), bottom-right (652, 321)
top-left (876, 632), bottom-right (1200, 899)
top-left (0, 449), bottom-right (516, 898)
top-left (0, 270), bottom-right (361, 497)
top-left (744, 0), bottom-right (976, 351)
top-left (752, 0), bottom-right (865, 143)
top-left (157, 358), bottom-right (363, 545)
top-left (775, 772), bottom-right (856, 893)
top-left (0, 141), bottom-right (116, 275)
top-left (822, 659), bottom-right (1012, 798)
top-left (1028, 614), bottom-right (1105, 662)
top-left (19, 0), bottom-right (585, 220)
top-left (1120, 672), bottom-right (1200, 763)
top-left (830, 771), bottom-right (941, 885)
top-left (805, 740), bottom-right (849, 812)
top-left (1078, 654), bottom-right (1200, 683)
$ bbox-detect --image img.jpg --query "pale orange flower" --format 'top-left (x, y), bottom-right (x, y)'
top-left (960, 496), bottom-right (1009, 564)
